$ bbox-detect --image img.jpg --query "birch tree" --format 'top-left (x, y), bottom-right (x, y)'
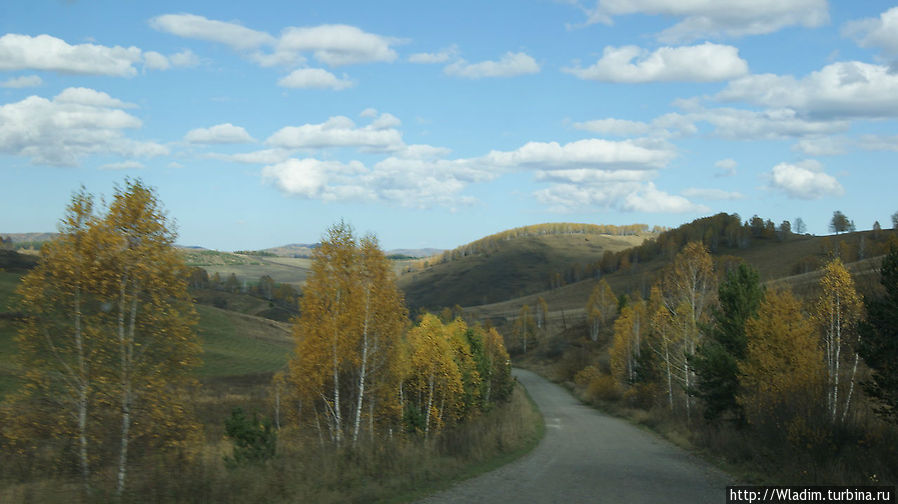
top-left (663, 242), bottom-right (715, 422)
top-left (586, 279), bottom-right (616, 342)
top-left (611, 300), bottom-right (646, 386)
top-left (5, 180), bottom-right (201, 497)
top-left (815, 258), bottom-right (863, 424)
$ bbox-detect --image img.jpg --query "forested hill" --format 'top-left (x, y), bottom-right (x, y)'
top-left (397, 224), bottom-right (650, 311)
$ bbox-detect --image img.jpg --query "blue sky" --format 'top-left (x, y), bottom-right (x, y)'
top-left (1, 1), bottom-right (897, 250)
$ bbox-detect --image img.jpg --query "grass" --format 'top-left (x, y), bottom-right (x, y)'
top-left (0, 272), bottom-right (23, 400)
top-left (194, 304), bottom-right (292, 378)
top-left (398, 232), bottom-right (647, 311)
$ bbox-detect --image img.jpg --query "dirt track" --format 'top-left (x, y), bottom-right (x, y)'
top-left (418, 368), bottom-right (734, 504)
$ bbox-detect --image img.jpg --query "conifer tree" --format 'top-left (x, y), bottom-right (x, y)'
top-left (858, 246), bottom-right (898, 423)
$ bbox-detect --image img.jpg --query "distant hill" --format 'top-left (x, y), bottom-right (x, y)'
top-left (0, 232), bottom-right (57, 243)
top-left (387, 248), bottom-right (444, 259)
top-left (463, 216), bottom-right (898, 333)
top-left (259, 243), bottom-right (320, 257)
top-left (397, 223), bottom-right (652, 311)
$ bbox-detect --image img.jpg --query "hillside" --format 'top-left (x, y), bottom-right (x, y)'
top-left (465, 223), bottom-right (898, 334)
top-left (397, 225), bottom-right (651, 311)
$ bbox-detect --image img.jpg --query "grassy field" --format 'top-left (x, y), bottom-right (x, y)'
top-left (397, 232), bottom-right (647, 311)
top-left (198, 256), bottom-right (312, 287)
top-left (194, 304), bottom-right (292, 378)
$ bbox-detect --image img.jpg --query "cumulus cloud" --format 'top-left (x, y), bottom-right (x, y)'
top-left (574, 0), bottom-right (828, 42)
top-left (170, 49), bottom-right (201, 67)
top-left (0, 88), bottom-right (168, 166)
top-left (444, 52), bottom-right (540, 79)
top-left (769, 160), bottom-right (844, 199)
top-left (0, 33), bottom-right (142, 76)
top-left (0, 75), bottom-right (42, 88)
top-left (266, 114), bottom-right (405, 152)
top-left (696, 106), bottom-right (849, 140)
top-left (272, 24), bottom-right (399, 67)
top-left (716, 61), bottom-right (898, 119)
top-left (565, 43), bottom-right (747, 83)
top-left (184, 123), bottom-right (254, 144)
top-left (277, 68), bottom-right (353, 90)
top-left (792, 137), bottom-right (848, 156)
top-left (409, 45), bottom-right (459, 63)
top-left (843, 7), bottom-right (898, 58)
top-left (483, 138), bottom-right (675, 170)
top-left (714, 158), bottom-right (737, 177)
top-left (681, 187), bottom-right (744, 200)
top-left (143, 51), bottom-right (171, 70)
top-left (149, 13), bottom-right (275, 50)
top-left (573, 113), bottom-right (696, 138)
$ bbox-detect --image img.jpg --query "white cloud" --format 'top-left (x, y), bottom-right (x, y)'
top-left (149, 13), bottom-right (275, 50)
top-left (266, 114), bottom-right (405, 152)
top-left (624, 183), bottom-right (708, 212)
top-left (483, 138), bottom-right (676, 170)
top-left (170, 49), bottom-right (201, 67)
top-left (262, 158), bottom-right (367, 200)
top-left (681, 187), bottom-right (744, 200)
top-left (717, 61), bottom-right (898, 119)
top-left (565, 43), bottom-right (747, 83)
top-left (444, 52), bottom-right (540, 79)
top-left (0, 75), bottom-right (42, 88)
top-left (359, 108), bottom-right (378, 118)
top-left (271, 24), bottom-right (399, 67)
top-left (185, 123), bottom-right (254, 144)
top-left (696, 106), bottom-right (849, 140)
top-left (572, 113), bottom-right (696, 138)
top-left (0, 88), bottom-right (168, 166)
top-left (769, 160), bottom-right (844, 199)
top-left (857, 135), bottom-right (898, 152)
top-left (143, 51), bottom-right (170, 70)
top-left (843, 7), bottom-right (898, 58)
top-left (408, 45), bottom-right (458, 64)
top-left (792, 137), bottom-right (848, 156)
top-left (277, 68), bottom-right (353, 90)
top-left (714, 158), bottom-right (737, 177)
top-left (100, 160), bottom-right (144, 170)
top-left (577, 0), bottom-right (828, 42)
top-left (55, 87), bottom-right (137, 108)
top-left (0, 33), bottom-right (142, 76)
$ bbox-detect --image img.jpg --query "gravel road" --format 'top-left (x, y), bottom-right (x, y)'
top-left (418, 368), bottom-right (734, 504)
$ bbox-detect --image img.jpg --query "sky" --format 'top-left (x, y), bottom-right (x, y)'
top-left (1, 1), bottom-right (897, 251)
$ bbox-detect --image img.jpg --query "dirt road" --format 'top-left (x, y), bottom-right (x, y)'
top-left (418, 368), bottom-right (733, 504)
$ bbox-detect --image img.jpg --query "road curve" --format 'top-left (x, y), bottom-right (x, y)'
top-left (418, 368), bottom-right (733, 504)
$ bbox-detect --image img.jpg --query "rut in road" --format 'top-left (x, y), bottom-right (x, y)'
top-left (418, 368), bottom-right (734, 504)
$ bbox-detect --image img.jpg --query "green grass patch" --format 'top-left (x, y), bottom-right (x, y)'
top-left (195, 304), bottom-right (292, 378)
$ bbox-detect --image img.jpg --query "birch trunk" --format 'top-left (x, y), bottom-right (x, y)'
top-left (116, 280), bottom-right (139, 497)
top-left (352, 291), bottom-right (371, 447)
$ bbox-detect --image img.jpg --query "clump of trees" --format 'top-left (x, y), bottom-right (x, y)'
top-left (572, 238), bottom-right (898, 481)
top-left (0, 180), bottom-right (201, 497)
top-left (283, 223), bottom-right (513, 447)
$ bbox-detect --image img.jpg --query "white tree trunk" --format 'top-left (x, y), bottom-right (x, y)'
top-left (352, 292), bottom-right (371, 446)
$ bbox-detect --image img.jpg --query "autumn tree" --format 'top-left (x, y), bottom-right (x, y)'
top-left (535, 296), bottom-right (549, 336)
top-left (514, 304), bottom-right (536, 352)
top-left (815, 258), bottom-right (863, 424)
top-left (610, 299), bottom-right (647, 385)
top-left (692, 263), bottom-right (765, 423)
top-left (286, 223), bottom-right (407, 447)
top-left (738, 289), bottom-right (824, 431)
top-left (586, 279), bottom-right (616, 342)
top-left (858, 246), bottom-right (898, 423)
top-left (5, 181), bottom-right (201, 497)
top-left (404, 314), bottom-right (464, 437)
top-left (663, 242), bottom-right (715, 421)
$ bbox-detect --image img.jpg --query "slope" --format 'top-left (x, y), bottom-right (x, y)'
top-left (397, 228), bottom-right (649, 311)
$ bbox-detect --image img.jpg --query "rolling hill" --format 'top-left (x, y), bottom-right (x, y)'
top-left (397, 224), bottom-right (652, 311)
